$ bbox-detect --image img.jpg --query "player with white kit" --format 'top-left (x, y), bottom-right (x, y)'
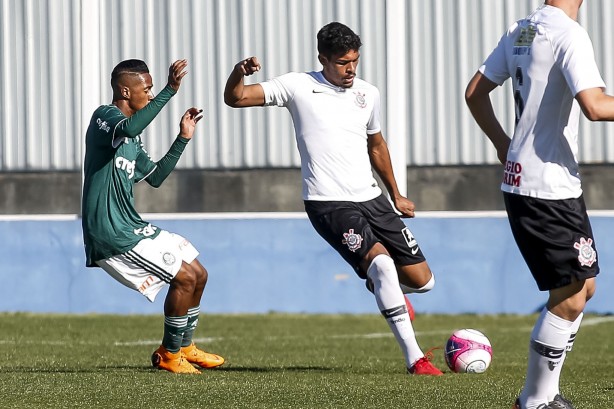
top-left (224, 22), bottom-right (442, 376)
top-left (465, 1), bottom-right (614, 407)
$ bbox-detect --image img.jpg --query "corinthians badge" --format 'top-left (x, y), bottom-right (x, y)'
top-left (353, 91), bottom-right (367, 108)
top-left (342, 228), bottom-right (363, 252)
top-left (573, 237), bottom-right (596, 267)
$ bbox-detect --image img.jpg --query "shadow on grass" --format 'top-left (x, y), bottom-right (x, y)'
top-left (0, 364), bottom-right (336, 374)
top-left (0, 365), bottom-right (148, 374)
top-left (216, 365), bottom-right (335, 373)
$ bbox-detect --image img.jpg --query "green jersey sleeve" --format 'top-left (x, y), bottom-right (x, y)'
top-left (114, 85), bottom-right (176, 141)
top-left (133, 136), bottom-right (190, 186)
top-left (145, 136), bottom-right (190, 187)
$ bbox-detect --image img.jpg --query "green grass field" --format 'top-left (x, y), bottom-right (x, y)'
top-left (0, 313), bottom-right (612, 408)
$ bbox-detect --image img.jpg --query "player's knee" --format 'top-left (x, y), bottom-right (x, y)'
top-left (585, 278), bottom-right (596, 302)
top-left (173, 264), bottom-right (198, 291)
top-left (195, 264), bottom-right (208, 290)
top-left (400, 273), bottom-right (435, 294)
top-left (367, 254), bottom-right (398, 288)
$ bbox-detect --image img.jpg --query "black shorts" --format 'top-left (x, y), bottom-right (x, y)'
top-left (503, 192), bottom-right (599, 291)
top-left (304, 194), bottom-right (426, 278)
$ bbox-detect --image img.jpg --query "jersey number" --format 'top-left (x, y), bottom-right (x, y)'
top-left (513, 67), bottom-right (525, 125)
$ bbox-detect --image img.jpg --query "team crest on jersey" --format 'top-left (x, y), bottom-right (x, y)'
top-left (162, 252), bottom-right (176, 266)
top-left (342, 229), bottom-right (363, 252)
top-left (573, 237), bottom-right (596, 267)
top-left (353, 91), bottom-right (367, 108)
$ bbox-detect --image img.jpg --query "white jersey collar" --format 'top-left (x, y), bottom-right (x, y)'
top-left (308, 71), bottom-right (349, 93)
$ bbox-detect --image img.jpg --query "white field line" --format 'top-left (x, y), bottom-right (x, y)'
top-left (1, 316), bottom-right (611, 347)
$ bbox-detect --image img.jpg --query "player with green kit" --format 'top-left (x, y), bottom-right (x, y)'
top-left (82, 59), bottom-right (223, 374)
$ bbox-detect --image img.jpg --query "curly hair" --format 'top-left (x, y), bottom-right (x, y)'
top-left (317, 22), bottom-right (362, 58)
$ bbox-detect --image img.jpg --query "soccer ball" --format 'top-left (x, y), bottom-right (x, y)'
top-left (444, 329), bottom-right (493, 373)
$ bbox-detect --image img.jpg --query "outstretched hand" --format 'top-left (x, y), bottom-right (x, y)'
top-left (393, 196), bottom-right (416, 218)
top-left (167, 59), bottom-right (188, 92)
top-left (179, 108), bottom-right (204, 139)
top-left (236, 57), bottom-right (261, 76)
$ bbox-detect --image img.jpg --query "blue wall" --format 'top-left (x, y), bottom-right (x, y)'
top-left (1, 213), bottom-right (612, 315)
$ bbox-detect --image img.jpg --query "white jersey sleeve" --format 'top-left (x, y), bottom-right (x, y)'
top-left (556, 27), bottom-right (605, 96)
top-left (479, 22), bottom-right (517, 85)
top-left (367, 88), bottom-right (382, 135)
top-left (260, 72), bottom-right (302, 107)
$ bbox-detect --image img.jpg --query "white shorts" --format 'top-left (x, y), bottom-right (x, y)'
top-left (96, 230), bottom-right (199, 302)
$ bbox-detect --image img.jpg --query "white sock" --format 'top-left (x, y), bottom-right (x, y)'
top-left (400, 274), bottom-right (435, 294)
top-left (367, 254), bottom-right (423, 367)
top-left (547, 312), bottom-right (583, 401)
top-left (520, 308), bottom-right (573, 409)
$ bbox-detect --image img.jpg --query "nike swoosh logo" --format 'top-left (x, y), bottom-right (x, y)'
top-left (389, 306), bottom-right (404, 314)
top-left (411, 247), bottom-right (419, 255)
top-left (382, 305), bottom-right (406, 318)
top-left (312, 90), bottom-right (326, 93)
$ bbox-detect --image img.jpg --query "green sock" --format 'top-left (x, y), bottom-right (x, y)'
top-left (182, 306), bottom-right (200, 347)
top-left (162, 315), bottom-right (188, 353)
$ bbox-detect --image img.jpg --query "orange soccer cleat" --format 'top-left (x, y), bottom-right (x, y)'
top-left (151, 345), bottom-right (201, 374)
top-left (181, 343), bottom-right (225, 369)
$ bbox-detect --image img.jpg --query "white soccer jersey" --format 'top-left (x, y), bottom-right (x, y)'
top-left (480, 5), bottom-right (605, 199)
top-left (260, 71), bottom-right (382, 201)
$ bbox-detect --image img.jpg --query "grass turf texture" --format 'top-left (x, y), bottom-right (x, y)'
top-left (0, 313), bottom-right (612, 409)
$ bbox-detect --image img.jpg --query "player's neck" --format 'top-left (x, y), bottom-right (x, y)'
top-left (545, 0), bottom-right (581, 20)
top-left (112, 100), bottom-right (136, 118)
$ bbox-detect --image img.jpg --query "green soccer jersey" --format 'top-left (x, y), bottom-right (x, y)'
top-left (82, 85), bottom-right (186, 267)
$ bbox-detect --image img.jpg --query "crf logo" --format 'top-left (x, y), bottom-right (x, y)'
top-left (134, 223), bottom-right (157, 237)
top-left (96, 118), bottom-right (110, 132)
top-left (115, 156), bottom-right (135, 179)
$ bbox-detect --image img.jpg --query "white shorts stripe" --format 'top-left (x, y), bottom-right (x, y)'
top-left (125, 250), bottom-right (172, 283)
top-left (95, 230), bottom-right (199, 302)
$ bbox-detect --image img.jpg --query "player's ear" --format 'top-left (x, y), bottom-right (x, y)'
top-left (318, 54), bottom-right (328, 66)
top-left (121, 86), bottom-right (130, 99)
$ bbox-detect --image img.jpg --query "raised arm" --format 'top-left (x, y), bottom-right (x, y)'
top-left (224, 57), bottom-right (266, 107)
top-left (117, 60), bottom-right (188, 138)
top-left (144, 107), bottom-right (203, 188)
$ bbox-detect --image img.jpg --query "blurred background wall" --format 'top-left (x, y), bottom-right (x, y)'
top-left (2, 214), bottom-right (613, 314)
top-left (2, 0), bottom-right (614, 213)
top-left (1, 1), bottom-right (613, 315)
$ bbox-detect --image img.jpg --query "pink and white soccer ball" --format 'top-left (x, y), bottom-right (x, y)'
top-left (444, 329), bottom-right (493, 373)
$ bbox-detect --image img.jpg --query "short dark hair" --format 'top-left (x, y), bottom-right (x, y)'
top-left (111, 59), bottom-right (149, 88)
top-left (317, 22), bottom-right (362, 59)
